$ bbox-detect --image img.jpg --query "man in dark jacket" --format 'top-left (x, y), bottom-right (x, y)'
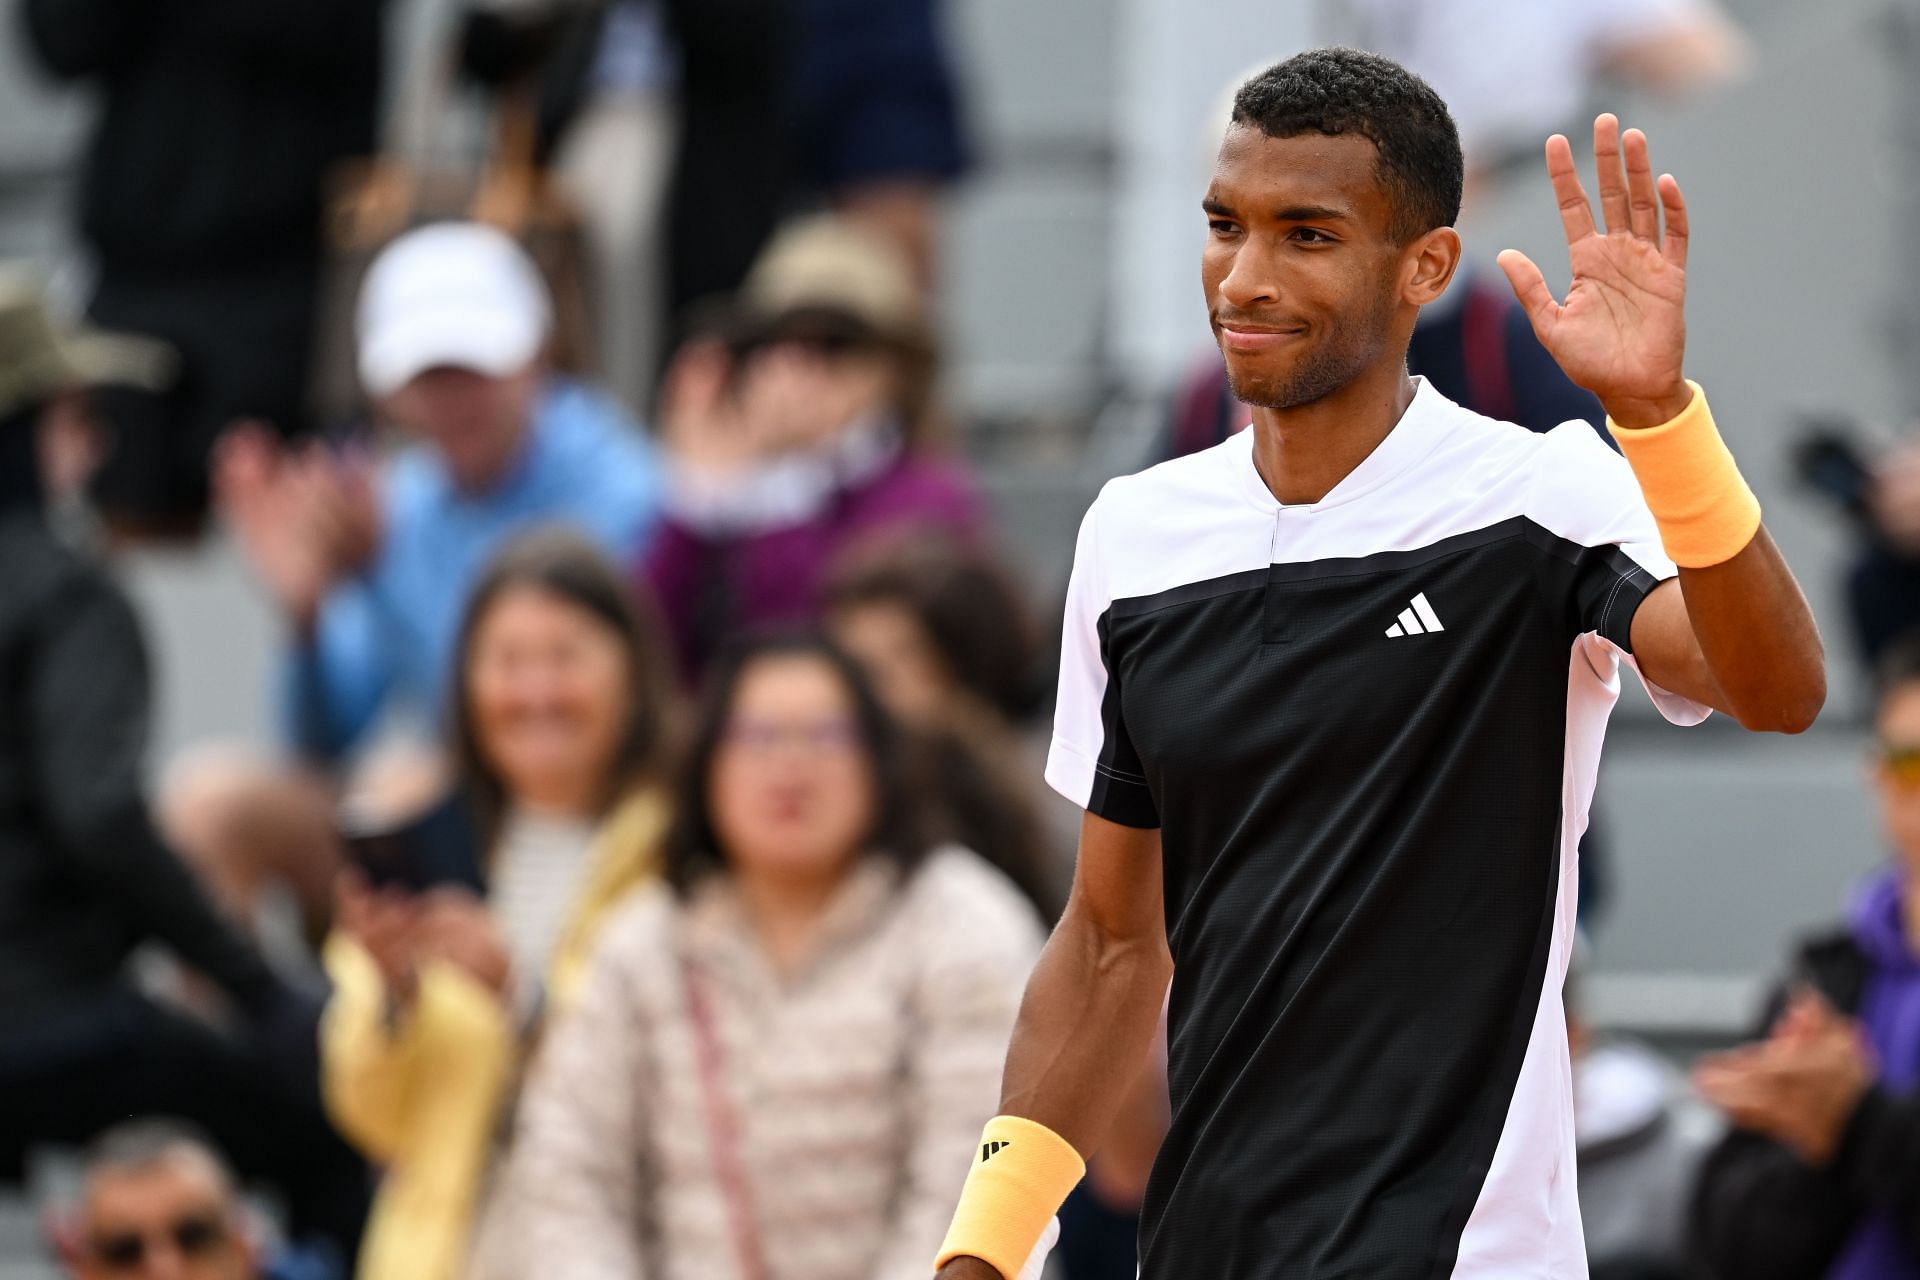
top-left (19, 0), bottom-right (384, 539)
top-left (1692, 637), bottom-right (1920, 1279)
top-left (0, 276), bottom-right (366, 1267)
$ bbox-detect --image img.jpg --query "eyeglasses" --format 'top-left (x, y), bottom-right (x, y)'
top-left (1883, 742), bottom-right (1920, 789)
top-left (88, 1213), bottom-right (228, 1271)
top-left (720, 716), bottom-right (864, 757)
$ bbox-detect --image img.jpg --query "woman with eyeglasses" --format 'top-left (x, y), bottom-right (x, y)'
top-left (1691, 635), bottom-right (1920, 1279)
top-left (497, 632), bottom-right (1042, 1278)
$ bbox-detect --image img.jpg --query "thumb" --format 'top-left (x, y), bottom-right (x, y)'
top-left (1496, 249), bottom-right (1560, 340)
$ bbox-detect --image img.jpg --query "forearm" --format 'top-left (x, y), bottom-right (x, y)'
top-left (998, 902), bottom-right (1172, 1162)
top-left (1671, 528), bottom-right (1825, 731)
top-left (1614, 385), bottom-right (1825, 731)
top-left (63, 799), bottom-right (281, 1011)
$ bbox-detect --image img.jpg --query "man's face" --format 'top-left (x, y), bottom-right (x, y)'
top-left (1201, 125), bottom-right (1415, 410)
top-left (74, 1157), bottom-right (252, 1280)
top-left (1874, 683), bottom-right (1920, 872)
top-left (383, 364), bottom-right (539, 494)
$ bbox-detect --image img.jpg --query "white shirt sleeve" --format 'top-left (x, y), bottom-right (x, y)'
top-left (1043, 492), bottom-right (1161, 826)
top-left (1530, 421), bottom-right (1712, 726)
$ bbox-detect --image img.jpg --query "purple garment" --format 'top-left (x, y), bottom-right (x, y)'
top-left (1831, 869), bottom-right (1920, 1280)
top-left (643, 450), bottom-right (982, 680)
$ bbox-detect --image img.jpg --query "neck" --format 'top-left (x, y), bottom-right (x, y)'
top-left (457, 418), bottom-right (535, 498)
top-left (733, 860), bottom-right (852, 972)
top-left (1249, 360), bottom-right (1418, 506)
top-left (510, 774), bottom-right (604, 822)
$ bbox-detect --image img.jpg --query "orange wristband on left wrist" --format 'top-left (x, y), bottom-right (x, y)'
top-left (1606, 381), bottom-right (1761, 568)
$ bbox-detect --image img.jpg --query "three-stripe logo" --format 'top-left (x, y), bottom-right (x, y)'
top-left (1384, 592), bottom-right (1445, 638)
top-left (981, 1140), bottom-right (1011, 1162)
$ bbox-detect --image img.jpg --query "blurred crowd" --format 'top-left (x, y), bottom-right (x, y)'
top-left (5, 0), bottom-right (1920, 1278)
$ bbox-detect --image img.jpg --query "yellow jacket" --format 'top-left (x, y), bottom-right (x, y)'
top-left (321, 790), bottom-right (668, 1280)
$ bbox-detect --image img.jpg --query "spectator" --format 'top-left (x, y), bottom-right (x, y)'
top-left (319, 529), bottom-right (675, 1280)
top-left (220, 221), bottom-right (665, 766)
top-left (1846, 439), bottom-right (1920, 672)
top-left (19, 0), bottom-right (383, 542)
top-left (497, 632), bottom-right (1041, 1278)
top-left (64, 1122), bottom-right (259, 1280)
top-left (823, 531), bottom-right (1062, 918)
top-left (645, 216), bottom-right (983, 679)
top-left (176, 223), bottom-right (665, 937)
top-left (1691, 637), bottom-right (1920, 1279)
top-left (0, 275), bottom-right (367, 1268)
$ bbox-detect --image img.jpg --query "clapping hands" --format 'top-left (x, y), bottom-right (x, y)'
top-left (656, 337), bottom-right (892, 478)
top-left (1694, 988), bottom-right (1875, 1168)
top-left (214, 422), bottom-right (382, 635)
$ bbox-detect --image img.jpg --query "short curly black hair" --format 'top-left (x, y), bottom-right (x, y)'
top-left (1231, 48), bottom-right (1463, 243)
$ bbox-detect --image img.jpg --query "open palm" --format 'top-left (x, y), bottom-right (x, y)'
top-left (1498, 115), bottom-right (1691, 428)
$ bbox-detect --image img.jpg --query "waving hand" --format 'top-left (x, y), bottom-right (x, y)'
top-left (1497, 114), bottom-right (1693, 429)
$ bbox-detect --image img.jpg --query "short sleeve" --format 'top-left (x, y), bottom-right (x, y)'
top-left (1530, 421), bottom-right (1712, 726)
top-left (1044, 496), bottom-right (1161, 827)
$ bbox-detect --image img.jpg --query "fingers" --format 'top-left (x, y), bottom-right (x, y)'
top-left (212, 424), bottom-right (277, 504)
top-left (1659, 173), bottom-right (1690, 269)
top-left (1544, 134), bottom-right (1596, 246)
top-left (1591, 114), bottom-right (1631, 236)
top-left (334, 868), bottom-right (371, 935)
top-left (1495, 249), bottom-right (1560, 338)
top-left (1621, 128), bottom-right (1660, 242)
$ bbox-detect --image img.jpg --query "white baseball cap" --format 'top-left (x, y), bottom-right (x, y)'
top-left (356, 222), bottom-right (551, 398)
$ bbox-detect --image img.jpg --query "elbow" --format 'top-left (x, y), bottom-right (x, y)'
top-left (1732, 673), bottom-right (1827, 735)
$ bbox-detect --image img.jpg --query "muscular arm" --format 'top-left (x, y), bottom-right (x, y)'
top-left (1497, 116), bottom-right (1825, 733)
top-left (937, 812), bottom-right (1173, 1279)
top-left (1630, 526), bottom-right (1825, 733)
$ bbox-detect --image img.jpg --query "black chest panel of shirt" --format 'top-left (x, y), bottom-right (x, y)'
top-left (1099, 517), bottom-right (1648, 1279)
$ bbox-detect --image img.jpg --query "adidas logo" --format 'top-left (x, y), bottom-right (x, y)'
top-left (981, 1140), bottom-right (1011, 1162)
top-left (1384, 592), bottom-right (1445, 638)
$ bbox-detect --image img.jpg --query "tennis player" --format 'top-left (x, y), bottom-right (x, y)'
top-left (933, 47), bottom-right (1825, 1280)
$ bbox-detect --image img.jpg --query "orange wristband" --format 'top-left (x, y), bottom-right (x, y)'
top-left (936, 1115), bottom-right (1085, 1279)
top-left (1607, 381), bottom-right (1761, 569)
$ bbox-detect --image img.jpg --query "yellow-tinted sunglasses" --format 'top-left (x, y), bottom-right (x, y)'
top-left (1881, 743), bottom-right (1920, 788)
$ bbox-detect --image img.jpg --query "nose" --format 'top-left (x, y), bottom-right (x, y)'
top-left (1216, 236), bottom-right (1279, 314)
top-left (144, 1242), bottom-right (188, 1280)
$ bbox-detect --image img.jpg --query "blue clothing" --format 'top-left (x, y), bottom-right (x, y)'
top-left (286, 379), bottom-right (662, 762)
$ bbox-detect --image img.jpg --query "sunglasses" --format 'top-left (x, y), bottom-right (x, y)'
top-left (1881, 743), bottom-right (1920, 788)
top-left (88, 1213), bottom-right (227, 1270)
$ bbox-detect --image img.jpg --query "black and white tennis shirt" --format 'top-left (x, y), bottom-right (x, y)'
top-left (1046, 378), bottom-right (1709, 1279)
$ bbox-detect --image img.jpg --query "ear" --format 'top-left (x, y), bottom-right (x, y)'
top-left (1401, 226), bottom-right (1463, 307)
